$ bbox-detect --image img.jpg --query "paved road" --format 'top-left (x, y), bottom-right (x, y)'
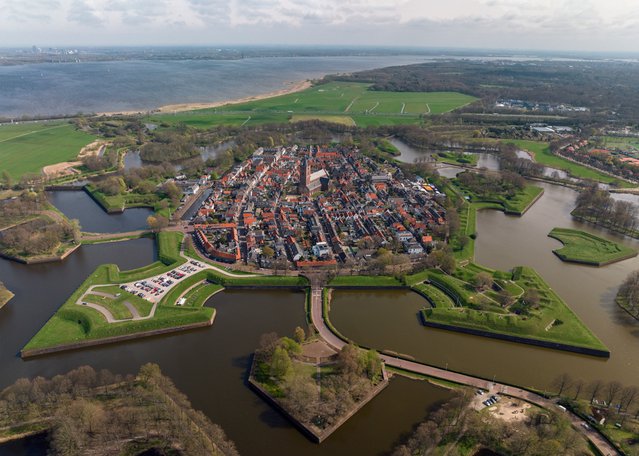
top-left (309, 285), bottom-right (619, 456)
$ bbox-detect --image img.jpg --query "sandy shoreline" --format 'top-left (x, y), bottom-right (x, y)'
top-left (97, 79), bottom-right (313, 117)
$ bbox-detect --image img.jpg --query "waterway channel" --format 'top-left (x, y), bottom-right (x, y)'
top-left (46, 190), bottom-right (152, 233)
top-left (1, 195), bottom-right (452, 455)
top-left (4, 148), bottom-right (639, 453)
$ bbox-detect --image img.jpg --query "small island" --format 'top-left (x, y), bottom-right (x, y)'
top-left (0, 281), bottom-right (14, 309)
top-left (548, 227), bottom-right (637, 266)
top-left (248, 330), bottom-right (388, 443)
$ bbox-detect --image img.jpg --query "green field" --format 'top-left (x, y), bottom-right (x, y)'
top-left (0, 122), bottom-right (96, 179)
top-left (506, 139), bottom-right (633, 187)
top-left (149, 82), bottom-right (477, 128)
top-left (421, 266), bottom-right (608, 352)
top-left (548, 227), bottom-right (637, 266)
top-left (290, 114), bottom-right (356, 126)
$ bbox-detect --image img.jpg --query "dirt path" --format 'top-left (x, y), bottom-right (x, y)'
top-left (81, 230), bottom-right (149, 242)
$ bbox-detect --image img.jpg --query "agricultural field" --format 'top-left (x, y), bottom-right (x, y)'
top-left (0, 121), bottom-right (96, 179)
top-left (149, 82), bottom-right (477, 128)
top-left (548, 227), bottom-right (637, 266)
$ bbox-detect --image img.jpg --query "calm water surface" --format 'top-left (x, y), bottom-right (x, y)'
top-left (46, 190), bottom-right (152, 233)
top-left (0, 56), bottom-right (429, 117)
top-left (331, 182), bottom-right (639, 391)
top-left (0, 239), bottom-right (450, 455)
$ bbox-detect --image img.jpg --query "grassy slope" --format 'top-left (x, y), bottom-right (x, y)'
top-left (422, 265), bottom-right (607, 351)
top-left (149, 82), bottom-right (476, 128)
top-left (548, 227), bottom-right (637, 266)
top-left (24, 232), bottom-right (212, 351)
top-left (507, 139), bottom-right (632, 187)
top-left (25, 231), bottom-right (309, 351)
top-left (0, 122), bottom-right (96, 179)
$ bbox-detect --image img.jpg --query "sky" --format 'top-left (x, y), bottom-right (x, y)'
top-left (1, 0), bottom-right (639, 53)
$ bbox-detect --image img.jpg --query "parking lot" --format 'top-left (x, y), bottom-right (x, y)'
top-left (120, 259), bottom-right (209, 304)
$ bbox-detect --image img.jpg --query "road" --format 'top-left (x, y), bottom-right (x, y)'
top-left (308, 283), bottom-right (619, 456)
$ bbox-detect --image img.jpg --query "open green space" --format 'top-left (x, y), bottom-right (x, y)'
top-left (0, 122), bottom-right (96, 179)
top-left (548, 227), bottom-right (637, 266)
top-left (506, 139), bottom-right (633, 187)
top-left (601, 135), bottom-right (639, 153)
top-left (149, 82), bottom-right (477, 128)
top-left (434, 151), bottom-right (479, 167)
top-left (180, 282), bottom-right (223, 307)
top-left (453, 177), bottom-right (544, 216)
top-left (421, 265), bottom-right (608, 352)
top-left (84, 184), bottom-right (167, 214)
top-left (91, 285), bottom-right (154, 317)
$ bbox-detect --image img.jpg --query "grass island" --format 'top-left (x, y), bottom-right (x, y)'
top-left (548, 227), bottom-right (637, 266)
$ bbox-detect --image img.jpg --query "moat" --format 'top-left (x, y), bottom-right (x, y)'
top-left (2, 165), bottom-right (639, 455)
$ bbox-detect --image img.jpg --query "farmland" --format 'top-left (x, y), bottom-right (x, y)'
top-left (149, 82), bottom-right (477, 128)
top-left (0, 121), bottom-right (96, 179)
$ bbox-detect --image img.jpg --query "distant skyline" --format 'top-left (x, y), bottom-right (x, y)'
top-left (2, 0), bottom-right (639, 53)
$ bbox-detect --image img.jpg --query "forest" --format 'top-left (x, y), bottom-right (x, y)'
top-left (0, 364), bottom-right (238, 456)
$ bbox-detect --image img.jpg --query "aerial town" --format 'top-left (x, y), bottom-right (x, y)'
top-left (191, 145), bottom-right (446, 268)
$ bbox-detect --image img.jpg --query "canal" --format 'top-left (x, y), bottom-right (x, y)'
top-left (4, 149), bottom-right (639, 453)
top-left (1, 195), bottom-right (453, 455)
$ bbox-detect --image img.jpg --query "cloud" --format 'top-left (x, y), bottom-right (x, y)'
top-left (66, 0), bottom-right (102, 26)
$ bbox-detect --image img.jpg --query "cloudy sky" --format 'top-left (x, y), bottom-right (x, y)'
top-left (1, 0), bottom-right (638, 52)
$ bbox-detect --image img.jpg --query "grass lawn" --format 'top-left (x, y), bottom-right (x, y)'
top-left (0, 122), bottom-right (96, 179)
top-left (180, 283), bottom-right (223, 307)
top-left (452, 179), bottom-right (544, 216)
top-left (434, 152), bottom-right (479, 167)
top-left (149, 82), bottom-right (476, 128)
top-left (422, 266), bottom-right (608, 352)
top-left (548, 227), bottom-right (637, 266)
top-left (506, 139), bottom-right (633, 188)
top-left (328, 275), bottom-right (404, 287)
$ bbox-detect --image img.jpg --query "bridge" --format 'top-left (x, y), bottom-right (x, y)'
top-left (308, 281), bottom-right (619, 456)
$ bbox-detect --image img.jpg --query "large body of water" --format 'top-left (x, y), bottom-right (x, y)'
top-left (0, 55), bottom-right (429, 117)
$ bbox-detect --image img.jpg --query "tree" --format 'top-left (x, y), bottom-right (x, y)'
top-left (497, 289), bottom-right (514, 308)
top-left (293, 326), bottom-right (306, 344)
top-left (552, 373), bottom-right (573, 397)
top-left (473, 272), bottom-right (493, 291)
top-left (522, 288), bottom-right (541, 309)
top-left (364, 349), bottom-right (382, 382)
top-left (161, 181), bottom-right (182, 204)
top-left (270, 346), bottom-right (292, 379)
top-left (147, 215), bottom-right (169, 232)
top-left (262, 245), bottom-right (275, 259)
top-left (588, 380), bottom-right (604, 404)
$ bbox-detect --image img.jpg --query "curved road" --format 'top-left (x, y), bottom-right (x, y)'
top-left (309, 285), bottom-right (619, 456)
